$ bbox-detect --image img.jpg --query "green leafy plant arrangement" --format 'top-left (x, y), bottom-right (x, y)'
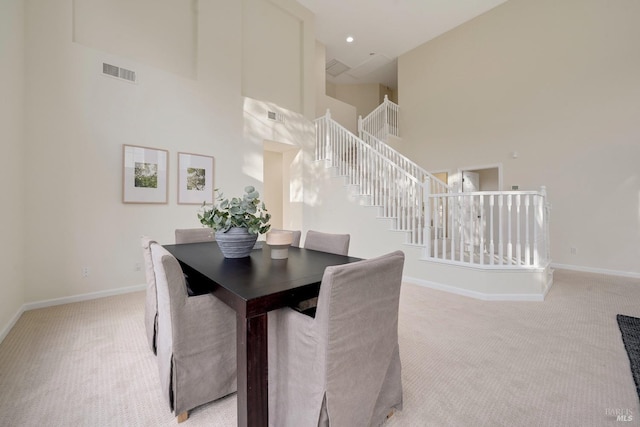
top-left (198, 186), bottom-right (271, 235)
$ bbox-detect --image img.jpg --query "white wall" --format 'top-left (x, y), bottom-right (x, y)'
top-left (73, 0), bottom-right (197, 78)
top-left (315, 41), bottom-right (357, 133)
top-left (398, 0), bottom-right (640, 276)
top-left (242, 0), bottom-right (315, 118)
top-left (245, 97), bottom-right (310, 233)
top-left (263, 150), bottom-right (284, 229)
top-left (331, 83), bottom-right (387, 119)
top-left (0, 0), bottom-right (26, 336)
top-left (14, 0), bottom-right (314, 309)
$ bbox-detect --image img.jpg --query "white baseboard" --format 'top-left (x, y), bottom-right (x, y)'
top-left (0, 306), bottom-right (26, 346)
top-left (403, 275), bottom-right (545, 302)
top-left (551, 263), bottom-right (640, 279)
top-left (0, 284), bottom-right (145, 344)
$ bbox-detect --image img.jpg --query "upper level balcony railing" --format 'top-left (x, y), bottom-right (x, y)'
top-left (358, 95), bottom-right (399, 141)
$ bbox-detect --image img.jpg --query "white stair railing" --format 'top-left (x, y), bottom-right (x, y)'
top-left (425, 188), bottom-right (551, 268)
top-left (316, 113), bottom-right (426, 245)
top-left (317, 109), bottom-right (551, 269)
top-left (360, 131), bottom-right (450, 196)
top-left (358, 95), bottom-right (399, 141)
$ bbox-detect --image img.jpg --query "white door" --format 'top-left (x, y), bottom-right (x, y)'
top-left (462, 171), bottom-right (479, 192)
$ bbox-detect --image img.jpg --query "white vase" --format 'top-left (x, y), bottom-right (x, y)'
top-left (215, 227), bottom-right (258, 258)
top-left (266, 230), bottom-right (294, 259)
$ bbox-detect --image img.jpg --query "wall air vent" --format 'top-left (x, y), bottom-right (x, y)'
top-left (102, 63), bottom-right (137, 83)
top-left (267, 110), bottom-right (285, 123)
top-left (326, 58), bottom-right (350, 77)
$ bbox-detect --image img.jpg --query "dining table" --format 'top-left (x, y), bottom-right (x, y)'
top-left (163, 241), bottom-right (361, 427)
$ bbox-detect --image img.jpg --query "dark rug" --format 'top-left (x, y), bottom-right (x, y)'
top-left (617, 314), bottom-right (640, 401)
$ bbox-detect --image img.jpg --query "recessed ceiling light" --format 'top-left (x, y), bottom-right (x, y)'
top-left (346, 36), bottom-right (354, 43)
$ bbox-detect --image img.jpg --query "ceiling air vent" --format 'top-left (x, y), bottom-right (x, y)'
top-left (102, 63), bottom-right (137, 83)
top-left (346, 54), bottom-right (391, 78)
top-left (325, 58), bottom-right (350, 77)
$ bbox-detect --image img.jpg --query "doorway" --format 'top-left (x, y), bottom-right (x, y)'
top-left (457, 165), bottom-right (501, 192)
top-left (263, 140), bottom-right (301, 230)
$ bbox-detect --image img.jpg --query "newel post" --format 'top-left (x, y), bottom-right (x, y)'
top-left (318, 109), bottom-right (332, 162)
top-left (541, 185), bottom-right (550, 264)
top-left (423, 181), bottom-right (432, 259)
top-left (358, 115), bottom-right (363, 138)
top-left (383, 101), bottom-right (389, 138)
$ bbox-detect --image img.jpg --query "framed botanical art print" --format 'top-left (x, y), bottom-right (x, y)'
top-left (177, 152), bottom-right (214, 204)
top-left (122, 144), bottom-right (169, 204)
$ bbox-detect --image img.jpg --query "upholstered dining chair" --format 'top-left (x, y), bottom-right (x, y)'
top-left (268, 250), bottom-right (405, 427)
top-left (175, 228), bottom-right (215, 244)
top-left (174, 228), bottom-right (216, 295)
top-left (270, 228), bottom-right (302, 247)
top-left (141, 236), bottom-right (159, 354)
top-left (303, 230), bottom-right (350, 255)
top-left (150, 242), bottom-right (237, 423)
top-left (296, 230), bottom-right (351, 312)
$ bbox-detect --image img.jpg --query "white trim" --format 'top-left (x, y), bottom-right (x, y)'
top-left (551, 263), bottom-right (640, 280)
top-left (457, 162), bottom-right (504, 192)
top-left (402, 275), bottom-right (545, 301)
top-left (23, 284), bottom-right (146, 311)
top-left (1, 284), bottom-right (145, 345)
top-left (420, 256), bottom-right (549, 272)
top-left (0, 305), bottom-right (26, 345)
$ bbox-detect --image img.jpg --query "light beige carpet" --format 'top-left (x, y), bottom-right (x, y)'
top-left (1, 269), bottom-right (639, 426)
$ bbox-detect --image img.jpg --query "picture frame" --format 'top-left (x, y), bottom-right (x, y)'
top-left (122, 144), bottom-right (169, 204)
top-left (177, 152), bottom-right (215, 205)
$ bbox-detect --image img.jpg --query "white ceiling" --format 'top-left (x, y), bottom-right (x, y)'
top-left (297, 0), bottom-right (509, 89)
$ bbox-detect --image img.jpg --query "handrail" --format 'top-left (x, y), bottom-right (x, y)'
top-left (424, 188), bottom-right (551, 268)
top-left (315, 109), bottom-right (551, 270)
top-left (361, 130), bottom-right (450, 195)
top-left (316, 114), bottom-right (426, 244)
top-left (358, 95), bottom-right (399, 141)
top-left (358, 97), bottom-right (449, 194)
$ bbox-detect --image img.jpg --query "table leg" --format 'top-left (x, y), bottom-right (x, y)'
top-left (236, 312), bottom-right (268, 427)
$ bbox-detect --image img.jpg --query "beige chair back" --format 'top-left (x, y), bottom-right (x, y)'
top-left (151, 243), bottom-right (236, 419)
top-left (268, 250), bottom-right (405, 427)
top-left (175, 228), bottom-right (215, 244)
top-left (303, 230), bottom-right (350, 255)
top-left (270, 228), bottom-right (302, 247)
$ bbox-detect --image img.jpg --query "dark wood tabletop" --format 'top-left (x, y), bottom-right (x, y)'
top-left (163, 241), bottom-right (361, 427)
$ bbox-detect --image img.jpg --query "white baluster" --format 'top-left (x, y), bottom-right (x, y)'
top-left (542, 186), bottom-right (550, 265)
top-left (459, 194), bottom-right (464, 262)
top-left (516, 194), bottom-right (521, 265)
top-left (432, 181), bottom-right (439, 258)
top-left (533, 191), bottom-right (541, 266)
top-left (525, 195), bottom-right (531, 266)
top-left (442, 195), bottom-right (447, 259)
top-left (371, 150), bottom-right (376, 201)
top-left (507, 194), bottom-right (513, 265)
top-left (489, 194), bottom-right (495, 265)
top-left (498, 195), bottom-right (504, 265)
top-left (469, 194), bottom-right (475, 264)
top-left (368, 144), bottom-right (373, 196)
top-left (479, 195), bottom-right (485, 265)
top-left (451, 194), bottom-right (457, 262)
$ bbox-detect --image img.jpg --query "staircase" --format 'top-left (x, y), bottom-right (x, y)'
top-left (358, 94), bottom-right (399, 140)
top-left (314, 98), bottom-right (552, 297)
